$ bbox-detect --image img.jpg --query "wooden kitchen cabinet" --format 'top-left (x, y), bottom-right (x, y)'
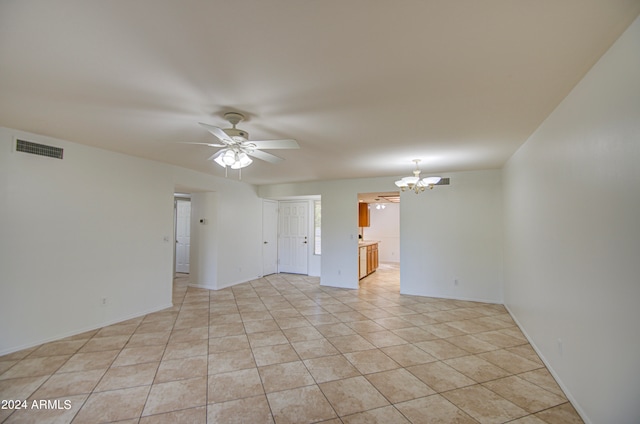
top-left (359, 241), bottom-right (378, 279)
top-left (358, 203), bottom-right (370, 227)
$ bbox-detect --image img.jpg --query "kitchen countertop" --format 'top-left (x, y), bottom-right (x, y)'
top-left (358, 240), bottom-right (380, 247)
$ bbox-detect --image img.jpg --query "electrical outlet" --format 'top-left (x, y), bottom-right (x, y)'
top-left (101, 297), bottom-right (108, 306)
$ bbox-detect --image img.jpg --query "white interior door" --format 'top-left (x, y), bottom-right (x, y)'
top-left (175, 199), bottom-right (191, 273)
top-left (262, 200), bottom-right (278, 276)
top-left (278, 201), bottom-right (308, 274)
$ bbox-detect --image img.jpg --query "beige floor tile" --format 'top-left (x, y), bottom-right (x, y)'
top-left (94, 361), bottom-right (158, 392)
top-left (518, 368), bottom-right (567, 399)
top-left (208, 334), bottom-right (250, 353)
top-left (208, 368), bottom-right (264, 403)
top-left (253, 344), bottom-right (300, 367)
top-left (505, 345), bottom-right (544, 365)
top-left (209, 322), bottom-right (246, 337)
top-left (291, 338), bottom-right (340, 360)
top-left (421, 323), bottom-right (467, 338)
top-left (479, 349), bottom-right (543, 374)
top-left (373, 316), bottom-right (414, 330)
top-left (381, 344), bottom-right (438, 367)
top-left (208, 349), bottom-right (256, 374)
top-left (163, 339), bottom-right (208, 360)
top-left (303, 354), bottom-right (361, 383)
top-left (395, 394), bottom-right (478, 424)
top-left (328, 334), bottom-right (376, 353)
top-left (446, 319), bottom-right (493, 334)
top-left (483, 375), bottom-right (567, 413)
top-left (112, 345), bottom-right (165, 367)
top-left (154, 355), bottom-right (207, 383)
top-left (168, 326), bottom-right (209, 343)
top-left (282, 326), bottom-right (324, 342)
top-left (31, 369), bottom-right (105, 399)
top-left (365, 368), bottom-right (435, 403)
top-left (391, 326), bottom-right (439, 343)
top-left (0, 355), bottom-right (70, 380)
top-left (407, 361), bottom-right (476, 392)
top-left (209, 313), bottom-right (242, 324)
top-left (474, 329), bottom-right (525, 348)
top-left (73, 385), bottom-right (150, 423)
top-left (140, 405), bottom-right (207, 423)
top-left (244, 319), bottom-right (281, 334)
top-left (143, 376), bottom-right (207, 416)
top-left (333, 311), bottom-right (369, 322)
top-left (0, 376), bottom-right (49, 400)
top-left (342, 405), bottom-right (410, 424)
top-left (345, 319), bottom-right (386, 335)
top-left (360, 330), bottom-right (408, 348)
top-left (534, 402), bottom-right (584, 423)
top-left (445, 355), bottom-right (512, 383)
top-left (319, 376), bottom-right (389, 416)
top-left (0, 271), bottom-right (577, 424)
top-left (315, 322), bottom-right (357, 338)
top-left (28, 339), bottom-right (88, 357)
top-left (207, 395), bottom-right (273, 424)
top-left (57, 350), bottom-right (119, 373)
top-left (258, 361), bottom-right (315, 393)
top-left (443, 384), bottom-right (528, 424)
top-left (344, 349), bottom-right (400, 374)
top-left (126, 331), bottom-right (171, 347)
top-left (446, 334), bottom-right (500, 354)
top-left (267, 385), bottom-right (337, 424)
top-left (248, 330), bottom-right (289, 348)
top-left (414, 339), bottom-right (470, 360)
top-left (508, 416), bottom-right (548, 424)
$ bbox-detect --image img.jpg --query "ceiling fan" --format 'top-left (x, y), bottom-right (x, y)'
top-left (193, 112), bottom-right (299, 172)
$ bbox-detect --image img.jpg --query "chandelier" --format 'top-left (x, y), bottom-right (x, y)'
top-left (395, 159), bottom-right (441, 193)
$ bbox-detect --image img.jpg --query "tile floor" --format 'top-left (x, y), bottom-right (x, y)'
top-left (0, 263), bottom-right (584, 423)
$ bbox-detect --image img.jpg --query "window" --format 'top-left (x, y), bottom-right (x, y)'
top-left (314, 200), bottom-right (321, 255)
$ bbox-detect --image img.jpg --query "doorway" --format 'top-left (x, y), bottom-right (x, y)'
top-left (277, 201), bottom-right (309, 274)
top-left (174, 197), bottom-right (191, 274)
top-left (357, 192), bottom-right (400, 290)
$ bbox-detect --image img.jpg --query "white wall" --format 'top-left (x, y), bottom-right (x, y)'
top-left (171, 167), bottom-right (264, 290)
top-left (503, 16), bottom-right (640, 424)
top-left (259, 171), bottom-right (504, 303)
top-left (0, 128), bottom-right (266, 354)
top-left (363, 203), bottom-right (400, 263)
top-left (0, 128), bottom-right (174, 354)
top-left (400, 170), bottom-right (503, 303)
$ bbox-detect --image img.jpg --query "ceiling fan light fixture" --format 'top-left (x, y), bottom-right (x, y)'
top-left (221, 149), bottom-right (238, 166)
top-left (230, 151), bottom-right (253, 169)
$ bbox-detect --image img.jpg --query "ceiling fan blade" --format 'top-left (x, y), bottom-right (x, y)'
top-left (250, 139), bottom-right (299, 150)
top-left (181, 141), bottom-right (227, 147)
top-left (199, 122), bottom-right (233, 144)
top-left (247, 149), bottom-right (284, 164)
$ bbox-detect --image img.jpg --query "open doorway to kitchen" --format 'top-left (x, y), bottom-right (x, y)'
top-left (357, 192), bottom-right (400, 291)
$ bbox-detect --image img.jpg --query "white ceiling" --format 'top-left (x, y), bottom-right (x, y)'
top-left (1, 1), bottom-right (639, 185)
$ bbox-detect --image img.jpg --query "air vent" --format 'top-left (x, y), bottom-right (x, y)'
top-left (16, 139), bottom-right (64, 159)
top-left (435, 177), bottom-right (450, 185)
